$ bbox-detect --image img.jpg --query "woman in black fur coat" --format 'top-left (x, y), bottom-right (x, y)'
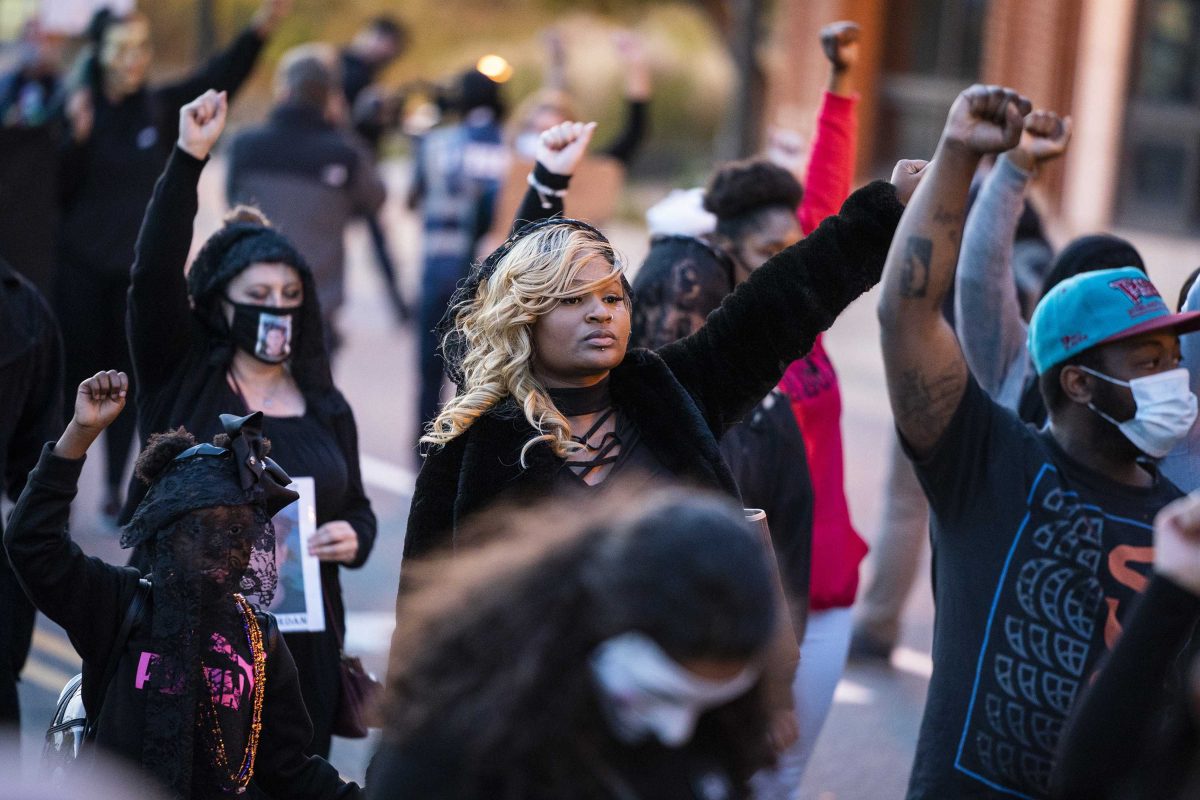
top-left (405, 120), bottom-right (905, 562)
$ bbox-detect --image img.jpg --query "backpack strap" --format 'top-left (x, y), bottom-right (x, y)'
top-left (85, 578), bottom-right (151, 740)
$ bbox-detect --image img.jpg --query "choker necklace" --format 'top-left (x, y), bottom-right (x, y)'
top-left (547, 377), bottom-right (612, 417)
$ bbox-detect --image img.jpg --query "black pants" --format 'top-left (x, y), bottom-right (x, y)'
top-left (55, 260), bottom-right (136, 494)
top-left (0, 550), bottom-right (36, 725)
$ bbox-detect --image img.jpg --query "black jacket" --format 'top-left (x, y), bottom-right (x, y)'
top-left (403, 179), bottom-right (904, 561)
top-left (3, 445), bottom-right (360, 799)
top-left (0, 257), bottom-right (61, 516)
top-left (58, 28), bottom-right (264, 276)
top-left (121, 150), bottom-right (377, 598)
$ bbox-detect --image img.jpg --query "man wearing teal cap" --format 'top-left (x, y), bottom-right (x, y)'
top-left (877, 85), bottom-right (1200, 800)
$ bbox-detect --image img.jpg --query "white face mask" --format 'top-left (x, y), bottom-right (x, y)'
top-left (1079, 366), bottom-right (1198, 458)
top-left (589, 631), bottom-right (759, 748)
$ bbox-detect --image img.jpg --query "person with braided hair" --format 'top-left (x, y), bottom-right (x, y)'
top-left (3, 370), bottom-right (359, 799)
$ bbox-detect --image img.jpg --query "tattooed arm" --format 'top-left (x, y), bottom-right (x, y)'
top-left (878, 85), bottom-right (1030, 458)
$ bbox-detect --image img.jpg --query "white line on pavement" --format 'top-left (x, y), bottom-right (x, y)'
top-left (32, 629), bottom-right (81, 668)
top-left (891, 646), bottom-right (934, 679)
top-left (345, 611), bottom-right (398, 656)
top-left (360, 454), bottom-right (417, 496)
top-left (22, 656), bottom-right (75, 694)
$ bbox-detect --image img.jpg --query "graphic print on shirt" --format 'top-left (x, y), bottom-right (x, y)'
top-left (135, 632), bottom-right (255, 710)
top-left (953, 464), bottom-right (1153, 798)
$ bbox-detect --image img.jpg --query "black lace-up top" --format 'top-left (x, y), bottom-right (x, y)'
top-left (547, 378), bottom-right (669, 487)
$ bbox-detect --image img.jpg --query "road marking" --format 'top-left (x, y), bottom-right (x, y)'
top-left (360, 454), bottom-right (416, 496)
top-left (833, 678), bottom-right (875, 705)
top-left (891, 646), bottom-right (934, 679)
top-left (22, 656), bottom-right (75, 694)
top-left (32, 630), bottom-right (81, 668)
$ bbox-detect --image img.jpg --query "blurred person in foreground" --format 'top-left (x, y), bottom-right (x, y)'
top-left (0, 255), bottom-right (61, 728)
top-left (1052, 490), bottom-right (1200, 799)
top-left (3, 371), bottom-right (359, 798)
top-left (0, 733), bottom-right (166, 799)
top-left (878, 84), bottom-right (1200, 799)
top-left (55, 0), bottom-right (289, 520)
top-left (372, 489), bottom-right (777, 799)
top-left (228, 43), bottom-right (387, 353)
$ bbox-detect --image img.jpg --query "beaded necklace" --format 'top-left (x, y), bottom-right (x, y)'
top-left (197, 593), bottom-right (266, 794)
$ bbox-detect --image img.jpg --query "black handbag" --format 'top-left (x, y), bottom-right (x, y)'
top-left (325, 594), bottom-right (381, 739)
top-left (42, 578), bottom-right (150, 782)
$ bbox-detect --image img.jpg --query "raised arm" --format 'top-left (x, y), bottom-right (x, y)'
top-left (955, 111), bottom-right (1070, 408)
top-left (128, 90), bottom-right (227, 392)
top-left (153, 0), bottom-right (290, 132)
top-left (3, 371), bottom-right (138, 665)
top-left (796, 21), bottom-right (860, 234)
top-left (657, 177), bottom-right (907, 435)
top-left (510, 120), bottom-right (596, 232)
top-left (600, 32), bottom-right (650, 166)
top-left (878, 85), bottom-right (1029, 458)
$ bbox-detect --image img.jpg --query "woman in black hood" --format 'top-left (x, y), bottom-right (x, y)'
top-left (123, 90), bottom-right (377, 757)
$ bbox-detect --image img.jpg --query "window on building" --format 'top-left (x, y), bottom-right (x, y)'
top-left (1119, 0), bottom-right (1200, 232)
top-left (875, 0), bottom-right (989, 172)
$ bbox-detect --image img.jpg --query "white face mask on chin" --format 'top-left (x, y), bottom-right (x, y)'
top-left (589, 631), bottom-right (760, 748)
top-left (1080, 366), bottom-right (1199, 458)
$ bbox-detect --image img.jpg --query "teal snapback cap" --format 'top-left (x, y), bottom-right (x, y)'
top-left (1028, 266), bottom-right (1200, 374)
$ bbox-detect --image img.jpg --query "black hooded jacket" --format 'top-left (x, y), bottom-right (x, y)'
top-left (403, 179), bottom-right (904, 562)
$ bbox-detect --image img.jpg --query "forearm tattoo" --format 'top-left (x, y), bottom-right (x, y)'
top-left (899, 236), bottom-right (933, 298)
top-left (893, 366), bottom-right (964, 444)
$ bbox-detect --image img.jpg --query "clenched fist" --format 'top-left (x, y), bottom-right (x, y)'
top-left (942, 85), bottom-right (1031, 156)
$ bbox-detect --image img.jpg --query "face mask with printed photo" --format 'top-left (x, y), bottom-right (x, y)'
top-left (227, 301), bottom-right (297, 365)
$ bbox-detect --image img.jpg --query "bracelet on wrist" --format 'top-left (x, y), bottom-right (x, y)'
top-left (527, 172), bottom-right (569, 210)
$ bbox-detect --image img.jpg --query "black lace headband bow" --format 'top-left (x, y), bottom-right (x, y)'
top-left (436, 217), bottom-right (630, 387)
top-left (121, 412), bottom-right (299, 549)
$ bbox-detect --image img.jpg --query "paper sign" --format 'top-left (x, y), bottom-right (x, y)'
top-left (264, 477), bottom-right (325, 633)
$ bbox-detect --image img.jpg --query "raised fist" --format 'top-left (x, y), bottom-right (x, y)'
top-left (536, 120), bottom-right (597, 177)
top-left (942, 85), bottom-right (1031, 156)
top-left (1154, 492), bottom-right (1200, 596)
top-left (177, 89), bottom-right (228, 161)
top-left (890, 158), bottom-right (930, 206)
top-left (252, 0), bottom-right (292, 37)
top-left (1013, 110), bottom-right (1072, 170)
top-left (73, 370), bottom-right (128, 433)
top-left (820, 21), bottom-right (860, 73)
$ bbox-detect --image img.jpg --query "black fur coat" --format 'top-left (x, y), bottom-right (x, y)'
top-left (403, 179), bottom-right (904, 561)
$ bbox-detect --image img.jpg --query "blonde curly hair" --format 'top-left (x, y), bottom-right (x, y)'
top-left (422, 222), bottom-right (626, 465)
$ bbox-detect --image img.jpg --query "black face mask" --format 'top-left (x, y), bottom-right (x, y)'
top-left (226, 300), bottom-right (298, 364)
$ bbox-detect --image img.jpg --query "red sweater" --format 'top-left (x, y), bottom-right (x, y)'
top-left (778, 91), bottom-right (868, 612)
